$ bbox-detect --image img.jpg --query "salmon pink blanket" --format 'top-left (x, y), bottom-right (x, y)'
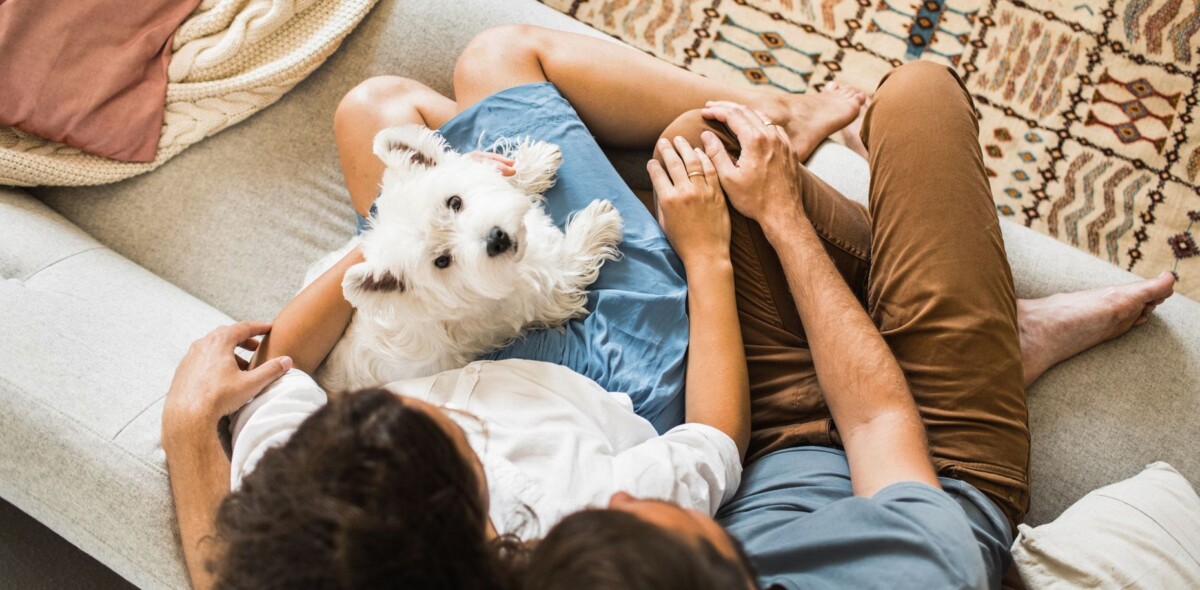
top-left (0, 0), bottom-right (202, 162)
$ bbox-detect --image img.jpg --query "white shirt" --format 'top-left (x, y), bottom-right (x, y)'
top-left (229, 359), bottom-right (741, 540)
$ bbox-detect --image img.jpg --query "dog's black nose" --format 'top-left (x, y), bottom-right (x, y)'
top-left (486, 227), bottom-right (512, 257)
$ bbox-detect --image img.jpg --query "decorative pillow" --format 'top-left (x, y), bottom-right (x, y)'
top-left (1012, 462), bottom-right (1200, 589)
top-left (0, 0), bottom-right (202, 162)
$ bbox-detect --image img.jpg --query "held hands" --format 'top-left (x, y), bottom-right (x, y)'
top-left (648, 136), bottom-right (732, 266)
top-left (699, 102), bottom-right (805, 226)
top-left (162, 322), bottom-right (293, 444)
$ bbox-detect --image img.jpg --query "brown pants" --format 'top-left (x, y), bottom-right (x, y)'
top-left (656, 62), bottom-right (1030, 531)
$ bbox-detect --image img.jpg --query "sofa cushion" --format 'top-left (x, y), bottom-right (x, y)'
top-left (1012, 462), bottom-right (1200, 588)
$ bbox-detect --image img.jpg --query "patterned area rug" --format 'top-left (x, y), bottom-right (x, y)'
top-left (540, 0), bottom-right (1200, 299)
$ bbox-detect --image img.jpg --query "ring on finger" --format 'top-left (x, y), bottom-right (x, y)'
top-left (687, 170), bottom-right (705, 178)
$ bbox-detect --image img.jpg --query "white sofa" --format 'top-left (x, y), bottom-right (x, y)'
top-left (2, 0), bottom-right (1199, 587)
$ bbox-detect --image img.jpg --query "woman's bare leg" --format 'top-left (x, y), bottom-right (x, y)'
top-left (453, 25), bottom-right (864, 161)
top-left (334, 76), bottom-right (457, 216)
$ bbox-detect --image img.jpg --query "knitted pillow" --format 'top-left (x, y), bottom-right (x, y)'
top-left (0, 0), bottom-right (202, 162)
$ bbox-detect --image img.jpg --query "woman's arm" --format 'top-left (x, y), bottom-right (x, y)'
top-left (649, 136), bottom-right (751, 459)
top-left (701, 105), bottom-right (938, 496)
top-left (163, 322), bottom-right (293, 589)
top-left (251, 246), bottom-right (362, 374)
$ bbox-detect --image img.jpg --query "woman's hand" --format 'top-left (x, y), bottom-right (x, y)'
top-left (648, 136), bottom-right (731, 266)
top-left (699, 103), bottom-right (804, 224)
top-left (162, 322), bottom-right (293, 447)
top-left (465, 151), bottom-right (516, 176)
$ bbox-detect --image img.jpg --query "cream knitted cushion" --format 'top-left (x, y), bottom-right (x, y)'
top-left (0, 0), bottom-right (377, 187)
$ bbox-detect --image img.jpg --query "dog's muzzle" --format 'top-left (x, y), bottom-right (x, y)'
top-left (486, 226), bottom-right (514, 257)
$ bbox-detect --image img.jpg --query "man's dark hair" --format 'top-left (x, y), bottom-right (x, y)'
top-left (522, 508), bottom-right (760, 590)
top-left (211, 387), bottom-right (524, 589)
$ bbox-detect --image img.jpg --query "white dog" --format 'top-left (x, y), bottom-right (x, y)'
top-left (306, 124), bottom-right (624, 392)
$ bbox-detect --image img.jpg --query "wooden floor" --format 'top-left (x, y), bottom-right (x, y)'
top-left (0, 497), bottom-right (136, 590)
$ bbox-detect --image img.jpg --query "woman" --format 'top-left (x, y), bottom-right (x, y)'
top-left (162, 25), bottom-right (1175, 590)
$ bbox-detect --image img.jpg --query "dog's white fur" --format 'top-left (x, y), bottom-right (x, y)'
top-left (304, 124), bottom-right (623, 392)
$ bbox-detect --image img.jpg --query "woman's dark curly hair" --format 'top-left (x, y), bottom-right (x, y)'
top-left (211, 387), bottom-right (525, 589)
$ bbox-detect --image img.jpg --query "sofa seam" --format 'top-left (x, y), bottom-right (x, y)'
top-left (0, 374), bottom-right (168, 475)
top-left (20, 245), bottom-right (107, 282)
top-left (112, 394), bottom-right (167, 441)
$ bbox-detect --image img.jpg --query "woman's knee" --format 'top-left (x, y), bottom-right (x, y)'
top-left (454, 24), bottom-right (549, 99)
top-left (334, 76), bottom-right (434, 138)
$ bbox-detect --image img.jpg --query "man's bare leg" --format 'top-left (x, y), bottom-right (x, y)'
top-left (1018, 272), bottom-right (1176, 386)
top-left (454, 25), bottom-right (864, 161)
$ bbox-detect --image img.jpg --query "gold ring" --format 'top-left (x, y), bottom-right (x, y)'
top-left (688, 171), bottom-right (704, 178)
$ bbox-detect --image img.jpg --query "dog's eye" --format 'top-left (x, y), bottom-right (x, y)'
top-left (447, 195), bottom-right (462, 212)
top-left (434, 254), bottom-right (452, 269)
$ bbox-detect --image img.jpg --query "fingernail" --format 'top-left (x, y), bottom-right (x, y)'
top-left (701, 130), bottom-right (715, 141)
top-left (280, 356), bottom-right (294, 371)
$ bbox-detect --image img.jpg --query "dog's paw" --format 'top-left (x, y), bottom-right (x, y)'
top-left (506, 140), bottom-right (562, 197)
top-left (563, 200), bottom-right (624, 286)
top-left (575, 199), bottom-right (624, 253)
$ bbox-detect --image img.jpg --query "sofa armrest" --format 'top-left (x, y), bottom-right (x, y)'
top-left (0, 188), bottom-right (234, 589)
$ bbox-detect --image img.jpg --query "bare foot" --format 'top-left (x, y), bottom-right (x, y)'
top-left (840, 99), bottom-right (869, 160)
top-left (1018, 271), bottom-right (1176, 386)
top-left (755, 81), bottom-right (866, 162)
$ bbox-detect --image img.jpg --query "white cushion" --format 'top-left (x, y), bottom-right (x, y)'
top-left (1012, 462), bottom-right (1200, 589)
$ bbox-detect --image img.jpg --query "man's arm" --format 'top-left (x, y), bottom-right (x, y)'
top-left (760, 205), bottom-right (938, 496)
top-left (164, 427), bottom-right (232, 590)
top-left (701, 105), bottom-right (938, 496)
top-left (163, 322), bottom-right (292, 589)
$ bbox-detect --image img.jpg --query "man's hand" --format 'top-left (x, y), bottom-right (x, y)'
top-left (162, 322), bottom-right (293, 446)
top-left (465, 151), bottom-right (516, 176)
top-left (648, 136), bottom-right (731, 267)
top-left (699, 102), bottom-right (805, 225)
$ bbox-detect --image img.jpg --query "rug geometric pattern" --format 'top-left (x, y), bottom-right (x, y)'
top-left (541, 0), bottom-right (1200, 299)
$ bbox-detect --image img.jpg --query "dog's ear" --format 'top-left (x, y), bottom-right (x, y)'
top-left (373, 125), bottom-right (451, 171)
top-left (343, 262), bottom-right (406, 303)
